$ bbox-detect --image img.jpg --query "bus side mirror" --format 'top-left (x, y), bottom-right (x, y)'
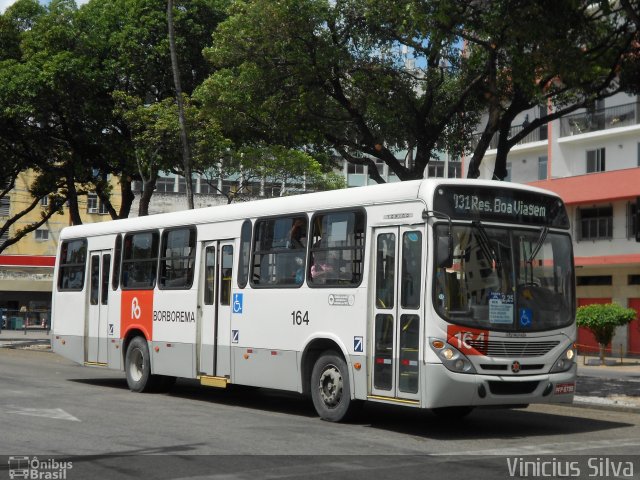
top-left (437, 235), bottom-right (453, 269)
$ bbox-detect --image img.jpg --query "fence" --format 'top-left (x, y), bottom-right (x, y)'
top-left (0, 309), bottom-right (51, 331)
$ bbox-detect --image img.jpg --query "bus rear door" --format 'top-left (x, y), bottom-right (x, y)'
top-left (86, 250), bottom-right (111, 366)
top-left (371, 226), bottom-right (424, 403)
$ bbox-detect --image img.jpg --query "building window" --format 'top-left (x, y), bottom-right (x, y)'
top-left (586, 148), bottom-right (605, 173)
top-left (427, 162), bottom-right (445, 178)
top-left (347, 163), bottom-right (365, 175)
top-left (35, 229), bottom-right (49, 241)
top-left (578, 206), bottom-right (613, 240)
top-left (629, 201), bottom-right (638, 240)
top-left (576, 276), bottom-right (612, 286)
top-left (0, 227), bottom-right (9, 243)
top-left (40, 196), bottom-right (49, 207)
top-left (628, 275), bottom-right (640, 286)
top-left (505, 163), bottom-right (512, 182)
top-left (155, 176), bottom-right (176, 193)
top-left (87, 194), bottom-right (98, 213)
top-left (538, 156), bottom-right (548, 180)
top-left (98, 199), bottom-right (109, 215)
top-left (0, 196), bottom-right (9, 216)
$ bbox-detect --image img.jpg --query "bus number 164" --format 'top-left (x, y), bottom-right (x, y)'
top-left (291, 311), bottom-right (310, 326)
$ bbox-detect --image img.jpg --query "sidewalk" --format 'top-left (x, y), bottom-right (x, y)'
top-left (0, 328), bottom-right (50, 349)
top-left (574, 354), bottom-right (640, 412)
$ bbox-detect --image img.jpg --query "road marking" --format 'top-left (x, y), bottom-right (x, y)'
top-left (430, 438), bottom-right (640, 456)
top-left (3, 406), bottom-right (80, 422)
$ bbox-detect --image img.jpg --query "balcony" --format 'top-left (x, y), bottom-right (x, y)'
top-left (470, 122), bottom-right (547, 152)
top-left (559, 102), bottom-right (639, 137)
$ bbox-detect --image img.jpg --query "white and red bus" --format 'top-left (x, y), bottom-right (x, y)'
top-left (52, 179), bottom-right (577, 421)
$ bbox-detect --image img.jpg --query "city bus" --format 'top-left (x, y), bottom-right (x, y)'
top-left (51, 179), bottom-right (577, 421)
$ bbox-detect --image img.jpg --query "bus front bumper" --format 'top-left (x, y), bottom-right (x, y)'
top-left (423, 363), bottom-right (577, 409)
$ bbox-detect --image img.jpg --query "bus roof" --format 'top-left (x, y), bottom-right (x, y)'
top-left (59, 178), bottom-right (562, 239)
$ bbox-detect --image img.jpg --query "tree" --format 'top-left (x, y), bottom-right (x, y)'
top-left (461, 0), bottom-right (638, 179)
top-left (197, 144), bottom-right (345, 203)
top-left (198, 0), bottom-right (638, 183)
top-left (576, 303), bottom-right (637, 365)
top-left (167, 0), bottom-right (194, 209)
top-left (0, 0), bottom-right (123, 231)
top-left (198, 0), bottom-right (485, 183)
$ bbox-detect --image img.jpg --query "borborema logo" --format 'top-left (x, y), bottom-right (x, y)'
top-left (8, 456), bottom-right (73, 479)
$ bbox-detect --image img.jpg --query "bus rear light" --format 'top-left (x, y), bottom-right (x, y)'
top-left (354, 362), bottom-right (361, 370)
top-left (154, 346), bottom-right (160, 353)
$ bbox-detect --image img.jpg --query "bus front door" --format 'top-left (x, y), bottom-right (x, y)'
top-left (86, 250), bottom-right (111, 366)
top-left (199, 240), bottom-right (234, 378)
top-left (371, 226), bottom-right (424, 402)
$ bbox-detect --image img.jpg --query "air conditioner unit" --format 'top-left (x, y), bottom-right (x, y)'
top-left (88, 207), bottom-right (98, 214)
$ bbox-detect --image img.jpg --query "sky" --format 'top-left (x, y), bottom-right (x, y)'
top-left (1, 0), bottom-right (90, 13)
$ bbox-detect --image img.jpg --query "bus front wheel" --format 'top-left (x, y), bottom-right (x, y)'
top-left (310, 352), bottom-right (353, 422)
top-left (125, 336), bottom-right (153, 392)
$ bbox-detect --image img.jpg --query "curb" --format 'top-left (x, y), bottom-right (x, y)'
top-left (569, 396), bottom-right (640, 414)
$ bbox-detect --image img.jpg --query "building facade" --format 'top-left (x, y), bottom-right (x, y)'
top-left (0, 170), bottom-right (122, 326)
top-left (466, 93), bottom-right (640, 357)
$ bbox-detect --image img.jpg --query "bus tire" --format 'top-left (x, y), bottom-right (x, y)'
top-left (310, 352), bottom-right (353, 422)
top-left (125, 336), bottom-right (154, 393)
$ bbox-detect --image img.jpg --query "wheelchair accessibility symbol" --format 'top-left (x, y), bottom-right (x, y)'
top-left (519, 307), bottom-right (532, 328)
top-left (233, 293), bottom-right (243, 314)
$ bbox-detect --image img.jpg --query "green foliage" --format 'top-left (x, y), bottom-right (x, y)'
top-left (198, 0), bottom-right (637, 182)
top-left (576, 303), bottom-right (637, 347)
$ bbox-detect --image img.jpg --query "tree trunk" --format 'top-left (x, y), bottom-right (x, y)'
top-left (66, 176), bottom-right (82, 226)
top-left (118, 178), bottom-right (135, 219)
top-left (138, 176), bottom-right (158, 217)
top-left (167, 0), bottom-right (194, 210)
top-left (599, 343), bottom-right (606, 366)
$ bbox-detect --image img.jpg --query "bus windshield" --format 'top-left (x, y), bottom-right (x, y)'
top-left (434, 223), bottom-right (574, 332)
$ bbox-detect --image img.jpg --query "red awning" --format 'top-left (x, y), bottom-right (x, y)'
top-left (0, 255), bottom-right (56, 267)
top-left (529, 168), bottom-right (640, 205)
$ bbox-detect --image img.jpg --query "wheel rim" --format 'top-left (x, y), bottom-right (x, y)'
top-left (129, 347), bottom-right (144, 382)
top-left (318, 363), bottom-right (343, 409)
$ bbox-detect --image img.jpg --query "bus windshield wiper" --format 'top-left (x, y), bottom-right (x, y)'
top-left (471, 221), bottom-right (499, 268)
top-left (527, 226), bottom-right (549, 264)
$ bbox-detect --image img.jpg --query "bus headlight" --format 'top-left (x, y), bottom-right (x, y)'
top-left (550, 344), bottom-right (576, 373)
top-left (430, 338), bottom-right (476, 374)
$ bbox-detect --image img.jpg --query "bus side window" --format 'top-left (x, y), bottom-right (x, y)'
top-left (309, 209), bottom-right (365, 287)
top-left (121, 231), bottom-right (159, 290)
top-left (112, 235), bottom-right (122, 290)
top-left (57, 239), bottom-right (87, 291)
top-left (237, 220), bottom-right (252, 289)
top-left (158, 227), bottom-right (196, 290)
top-left (220, 245), bottom-right (233, 305)
top-left (251, 215), bottom-right (307, 288)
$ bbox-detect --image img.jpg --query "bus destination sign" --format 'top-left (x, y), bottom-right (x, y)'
top-left (433, 185), bottom-right (570, 229)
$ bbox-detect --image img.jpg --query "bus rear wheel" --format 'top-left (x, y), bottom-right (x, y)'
top-left (310, 352), bottom-right (353, 422)
top-left (125, 336), bottom-right (154, 393)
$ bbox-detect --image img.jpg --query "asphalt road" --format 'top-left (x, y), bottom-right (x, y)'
top-left (1, 349), bottom-right (639, 480)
